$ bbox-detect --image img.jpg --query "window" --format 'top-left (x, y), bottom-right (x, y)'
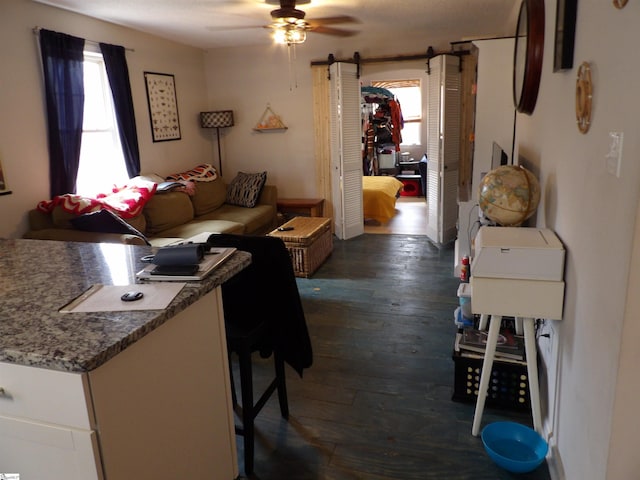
top-left (75, 51), bottom-right (128, 196)
top-left (372, 80), bottom-right (422, 146)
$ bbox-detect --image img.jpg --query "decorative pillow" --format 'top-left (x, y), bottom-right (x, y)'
top-left (225, 171), bottom-right (267, 208)
top-left (70, 209), bottom-right (150, 245)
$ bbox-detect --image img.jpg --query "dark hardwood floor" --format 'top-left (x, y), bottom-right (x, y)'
top-left (232, 233), bottom-right (551, 479)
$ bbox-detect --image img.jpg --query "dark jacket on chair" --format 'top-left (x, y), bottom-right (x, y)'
top-left (206, 233), bottom-right (313, 376)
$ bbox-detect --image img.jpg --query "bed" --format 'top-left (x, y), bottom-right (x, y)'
top-left (362, 176), bottom-right (404, 223)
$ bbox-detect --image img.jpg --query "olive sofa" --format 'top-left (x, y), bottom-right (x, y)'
top-left (23, 176), bottom-right (278, 246)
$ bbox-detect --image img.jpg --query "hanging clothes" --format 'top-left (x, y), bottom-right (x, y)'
top-left (360, 86), bottom-right (404, 169)
top-left (388, 99), bottom-right (404, 151)
top-left (363, 118), bottom-right (376, 175)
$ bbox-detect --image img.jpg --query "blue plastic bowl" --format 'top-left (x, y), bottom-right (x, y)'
top-left (481, 422), bottom-right (548, 473)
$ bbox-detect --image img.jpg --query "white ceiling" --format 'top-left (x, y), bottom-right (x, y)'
top-left (33, 0), bottom-right (520, 50)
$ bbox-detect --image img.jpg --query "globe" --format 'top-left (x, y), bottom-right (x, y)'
top-left (478, 165), bottom-right (540, 226)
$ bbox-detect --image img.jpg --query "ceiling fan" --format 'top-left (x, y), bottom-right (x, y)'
top-left (265, 0), bottom-right (358, 44)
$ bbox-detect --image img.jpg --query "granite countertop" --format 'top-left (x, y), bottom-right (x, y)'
top-left (0, 238), bottom-right (251, 373)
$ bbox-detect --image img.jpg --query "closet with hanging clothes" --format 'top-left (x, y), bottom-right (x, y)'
top-left (361, 86), bottom-right (404, 175)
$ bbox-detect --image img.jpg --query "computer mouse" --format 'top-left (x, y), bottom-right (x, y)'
top-left (121, 291), bottom-right (144, 302)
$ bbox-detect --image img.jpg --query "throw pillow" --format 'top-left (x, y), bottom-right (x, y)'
top-left (71, 209), bottom-right (150, 245)
top-left (225, 171), bottom-right (267, 208)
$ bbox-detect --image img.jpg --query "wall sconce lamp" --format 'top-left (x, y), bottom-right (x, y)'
top-left (200, 110), bottom-right (234, 177)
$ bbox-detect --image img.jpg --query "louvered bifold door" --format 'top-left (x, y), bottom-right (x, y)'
top-left (426, 55), bottom-right (461, 245)
top-left (329, 62), bottom-right (363, 240)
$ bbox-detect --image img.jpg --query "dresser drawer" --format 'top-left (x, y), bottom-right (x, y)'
top-left (0, 362), bottom-right (94, 430)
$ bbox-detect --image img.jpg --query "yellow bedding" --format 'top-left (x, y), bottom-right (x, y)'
top-left (362, 176), bottom-right (404, 223)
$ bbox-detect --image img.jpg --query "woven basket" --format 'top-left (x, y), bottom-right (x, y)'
top-left (269, 217), bottom-right (333, 277)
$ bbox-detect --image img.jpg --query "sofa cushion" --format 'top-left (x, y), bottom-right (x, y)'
top-left (153, 219), bottom-right (245, 238)
top-left (70, 209), bottom-right (150, 245)
top-left (191, 178), bottom-right (227, 216)
top-left (143, 191), bottom-right (194, 235)
top-left (124, 213), bottom-right (147, 233)
top-left (51, 206), bottom-right (78, 229)
top-left (200, 203), bottom-right (274, 235)
top-left (225, 171), bottom-right (267, 208)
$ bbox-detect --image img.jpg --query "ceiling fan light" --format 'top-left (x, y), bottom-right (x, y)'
top-left (273, 27), bottom-right (288, 44)
top-left (290, 27), bottom-right (306, 43)
top-left (272, 24), bottom-right (306, 45)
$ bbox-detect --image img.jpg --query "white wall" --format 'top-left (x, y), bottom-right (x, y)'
top-left (472, 38), bottom-right (515, 192)
top-left (513, 1), bottom-right (640, 479)
top-left (0, 0), bottom-right (211, 239)
top-left (203, 45), bottom-right (317, 193)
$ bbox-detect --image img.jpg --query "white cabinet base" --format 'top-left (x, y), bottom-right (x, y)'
top-left (88, 289), bottom-right (238, 479)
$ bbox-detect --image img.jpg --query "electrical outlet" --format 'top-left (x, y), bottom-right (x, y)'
top-left (538, 319), bottom-right (554, 358)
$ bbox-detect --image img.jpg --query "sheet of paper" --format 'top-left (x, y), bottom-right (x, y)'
top-left (60, 283), bottom-right (186, 313)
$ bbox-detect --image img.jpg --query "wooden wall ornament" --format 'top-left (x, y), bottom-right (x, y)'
top-left (575, 62), bottom-right (593, 134)
top-left (513, 0), bottom-right (545, 115)
top-left (253, 104), bottom-right (288, 131)
top-left (613, 0), bottom-right (628, 8)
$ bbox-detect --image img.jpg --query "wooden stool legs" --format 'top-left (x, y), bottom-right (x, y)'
top-left (229, 347), bottom-right (289, 476)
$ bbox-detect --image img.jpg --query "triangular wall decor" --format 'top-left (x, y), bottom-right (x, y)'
top-left (253, 104), bottom-right (288, 131)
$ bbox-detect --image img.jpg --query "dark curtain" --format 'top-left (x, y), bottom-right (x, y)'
top-left (39, 29), bottom-right (85, 197)
top-left (99, 43), bottom-right (141, 178)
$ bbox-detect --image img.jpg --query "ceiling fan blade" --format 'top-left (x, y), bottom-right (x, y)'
top-left (206, 24), bottom-right (264, 31)
top-left (307, 15), bottom-right (360, 26)
top-left (309, 25), bottom-right (358, 37)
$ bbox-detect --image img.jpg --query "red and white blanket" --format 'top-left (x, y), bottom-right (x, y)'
top-left (37, 181), bottom-right (157, 219)
top-left (165, 163), bottom-right (218, 182)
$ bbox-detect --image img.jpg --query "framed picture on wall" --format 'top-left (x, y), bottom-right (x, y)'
top-left (554, 0), bottom-right (578, 71)
top-left (144, 72), bottom-right (182, 142)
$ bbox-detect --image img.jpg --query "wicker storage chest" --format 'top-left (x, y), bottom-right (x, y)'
top-left (268, 216), bottom-right (333, 277)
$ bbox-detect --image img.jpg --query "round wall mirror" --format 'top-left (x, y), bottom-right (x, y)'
top-left (513, 0), bottom-right (545, 115)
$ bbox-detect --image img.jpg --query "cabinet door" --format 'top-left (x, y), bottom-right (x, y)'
top-left (0, 415), bottom-right (102, 479)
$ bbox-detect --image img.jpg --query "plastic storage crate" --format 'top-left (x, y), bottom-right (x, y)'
top-left (451, 350), bottom-right (530, 411)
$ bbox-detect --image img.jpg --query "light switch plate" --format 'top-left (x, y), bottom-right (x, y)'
top-left (606, 131), bottom-right (623, 177)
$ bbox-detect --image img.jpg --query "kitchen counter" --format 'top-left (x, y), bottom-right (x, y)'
top-left (0, 238), bottom-right (250, 372)
top-left (0, 238), bottom-right (247, 479)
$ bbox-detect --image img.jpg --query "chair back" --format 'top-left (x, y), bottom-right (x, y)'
top-left (207, 234), bottom-right (313, 376)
